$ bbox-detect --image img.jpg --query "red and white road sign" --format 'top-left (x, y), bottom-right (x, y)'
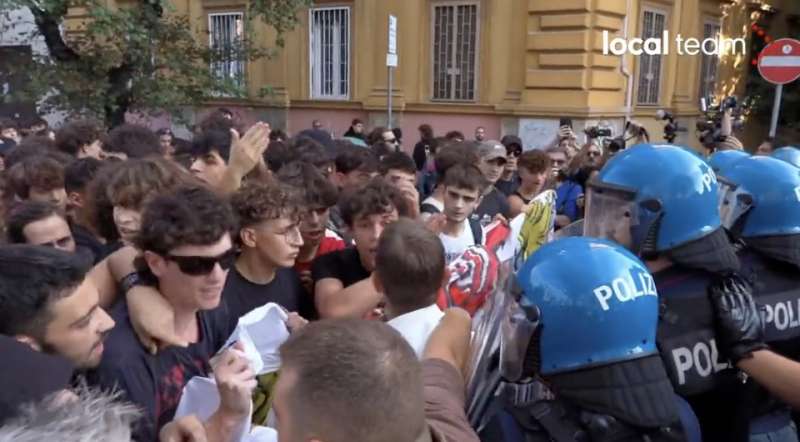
top-left (758, 38), bottom-right (800, 85)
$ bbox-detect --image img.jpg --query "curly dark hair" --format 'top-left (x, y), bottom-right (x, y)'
top-left (276, 161), bottom-right (338, 209)
top-left (230, 179), bottom-right (301, 230)
top-left (3, 155), bottom-right (65, 200)
top-left (65, 157), bottom-right (104, 194)
top-left (55, 120), bottom-right (105, 156)
top-left (85, 162), bottom-right (123, 242)
top-left (105, 124), bottom-right (160, 159)
top-left (106, 157), bottom-right (194, 209)
top-left (134, 186), bottom-right (236, 258)
top-left (339, 177), bottom-right (407, 227)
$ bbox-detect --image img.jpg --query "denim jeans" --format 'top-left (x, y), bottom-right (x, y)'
top-left (750, 421), bottom-right (799, 442)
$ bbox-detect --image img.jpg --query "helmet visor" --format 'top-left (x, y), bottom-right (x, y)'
top-left (583, 181), bottom-right (639, 247)
top-left (717, 177), bottom-right (753, 231)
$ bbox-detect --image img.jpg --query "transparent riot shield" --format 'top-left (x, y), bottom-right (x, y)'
top-left (466, 260), bottom-right (540, 431)
top-left (555, 219), bottom-right (584, 239)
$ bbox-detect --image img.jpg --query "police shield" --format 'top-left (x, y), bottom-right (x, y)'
top-left (466, 261), bottom-right (540, 431)
top-left (555, 219), bottom-right (584, 238)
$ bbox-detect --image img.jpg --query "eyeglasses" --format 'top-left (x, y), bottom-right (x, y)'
top-left (507, 149), bottom-right (522, 158)
top-left (384, 137), bottom-right (398, 144)
top-left (165, 249), bottom-right (237, 276)
top-left (264, 224), bottom-right (303, 244)
top-left (587, 151), bottom-right (601, 158)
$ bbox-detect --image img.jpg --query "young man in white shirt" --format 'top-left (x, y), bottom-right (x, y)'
top-left (373, 218), bottom-right (446, 357)
top-left (437, 163), bottom-right (487, 264)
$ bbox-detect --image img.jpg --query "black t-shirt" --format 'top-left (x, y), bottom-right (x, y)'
top-left (475, 187), bottom-right (511, 221)
top-left (70, 222), bottom-right (106, 264)
top-left (495, 174), bottom-right (520, 197)
top-left (311, 247), bottom-right (370, 289)
top-left (222, 266), bottom-right (312, 321)
top-left (87, 300), bottom-right (231, 442)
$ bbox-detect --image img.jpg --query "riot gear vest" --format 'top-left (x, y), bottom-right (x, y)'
top-left (739, 250), bottom-right (800, 420)
top-left (653, 265), bottom-right (751, 442)
top-left (741, 251), bottom-right (800, 354)
top-left (480, 356), bottom-right (691, 442)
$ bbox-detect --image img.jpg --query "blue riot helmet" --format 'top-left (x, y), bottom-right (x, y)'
top-left (772, 146), bottom-right (800, 169)
top-left (584, 144), bottom-right (721, 255)
top-left (707, 149), bottom-right (750, 175)
top-left (717, 156), bottom-right (800, 238)
top-left (517, 237), bottom-right (659, 375)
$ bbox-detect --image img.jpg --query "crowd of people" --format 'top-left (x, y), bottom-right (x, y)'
top-left (0, 108), bottom-right (799, 442)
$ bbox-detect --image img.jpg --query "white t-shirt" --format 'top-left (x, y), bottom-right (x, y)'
top-left (420, 196), bottom-right (445, 221)
top-left (439, 219), bottom-right (481, 264)
top-left (387, 304), bottom-right (445, 358)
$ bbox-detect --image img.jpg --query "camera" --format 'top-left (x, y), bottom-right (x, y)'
top-left (656, 110), bottom-right (686, 144)
top-left (584, 126), bottom-right (612, 138)
top-left (696, 95), bottom-right (749, 150)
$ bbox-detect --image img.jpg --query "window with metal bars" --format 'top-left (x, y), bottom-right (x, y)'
top-left (432, 2), bottom-right (478, 101)
top-left (699, 21), bottom-right (721, 101)
top-left (637, 8), bottom-right (667, 105)
top-left (208, 12), bottom-right (245, 92)
top-left (309, 7), bottom-right (350, 100)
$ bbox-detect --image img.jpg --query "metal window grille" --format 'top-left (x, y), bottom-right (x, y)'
top-left (699, 21), bottom-right (721, 100)
top-left (209, 13), bottom-right (245, 92)
top-left (432, 3), bottom-right (478, 101)
top-left (310, 7), bottom-right (350, 100)
top-left (637, 9), bottom-right (666, 105)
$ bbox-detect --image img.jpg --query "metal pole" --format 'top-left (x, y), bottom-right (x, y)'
top-left (388, 66), bottom-right (393, 129)
top-left (769, 83), bottom-right (783, 138)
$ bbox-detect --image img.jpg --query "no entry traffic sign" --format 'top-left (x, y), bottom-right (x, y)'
top-left (758, 38), bottom-right (800, 85)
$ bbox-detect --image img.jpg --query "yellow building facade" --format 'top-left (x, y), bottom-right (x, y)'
top-left (93, 0), bottom-right (799, 150)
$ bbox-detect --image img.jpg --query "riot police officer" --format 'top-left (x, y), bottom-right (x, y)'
top-left (478, 237), bottom-right (697, 441)
top-left (707, 149), bottom-right (750, 175)
top-left (583, 143), bottom-right (751, 441)
top-left (771, 146), bottom-right (800, 169)
top-left (715, 155), bottom-right (800, 442)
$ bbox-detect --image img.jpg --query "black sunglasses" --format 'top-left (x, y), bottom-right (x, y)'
top-left (507, 148), bottom-right (522, 158)
top-left (165, 249), bottom-right (237, 276)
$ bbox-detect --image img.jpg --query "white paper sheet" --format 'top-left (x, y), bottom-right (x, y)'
top-left (222, 303), bottom-right (290, 374)
top-left (173, 303), bottom-right (290, 442)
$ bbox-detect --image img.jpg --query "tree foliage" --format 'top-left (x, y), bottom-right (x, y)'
top-left (0, 0), bottom-right (312, 127)
top-left (744, 18), bottom-right (800, 136)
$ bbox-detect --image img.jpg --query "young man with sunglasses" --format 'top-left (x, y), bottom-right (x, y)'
top-left (88, 185), bottom-right (239, 441)
top-left (496, 135), bottom-right (524, 197)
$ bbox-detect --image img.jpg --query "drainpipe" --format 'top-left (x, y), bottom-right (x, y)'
top-left (621, 0), bottom-right (634, 122)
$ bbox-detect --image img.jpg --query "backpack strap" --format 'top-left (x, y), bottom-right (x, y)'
top-left (420, 202), bottom-right (441, 214)
top-left (469, 217), bottom-right (484, 245)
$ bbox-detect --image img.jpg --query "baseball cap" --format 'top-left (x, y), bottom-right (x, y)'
top-left (500, 135), bottom-right (523, 149)
top-left (478, 140), bottom-right (507, 162)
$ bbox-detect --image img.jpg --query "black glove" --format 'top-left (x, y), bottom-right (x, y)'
top-left (708, 274), bottom-right (767, 363)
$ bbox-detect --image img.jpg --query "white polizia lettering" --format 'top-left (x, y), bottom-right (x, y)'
top-left (671, 339), bottom-right (730, 385)
top-left (593, 272), bottom-right (657, 311)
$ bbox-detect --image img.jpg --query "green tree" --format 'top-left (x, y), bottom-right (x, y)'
top-left (0, 0), bottom-right (311, 127)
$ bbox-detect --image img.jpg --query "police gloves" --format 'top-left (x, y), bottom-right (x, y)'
top-left (708, 274), bottom-right (768, 364)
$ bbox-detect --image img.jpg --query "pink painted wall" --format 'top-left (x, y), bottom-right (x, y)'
top-left (399, 113), bottom-right (502, 145)
top-left (288, 109), bottom-right (369, 138)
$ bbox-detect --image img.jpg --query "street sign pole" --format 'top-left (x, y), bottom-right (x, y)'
top-left (757, 38), bottom-right (800, 139)
top-left (769, 83), bottom-right (783, 138)
top-left (387, 15), bottom-right (398, 129)
top-left (388, 65), bottom-right (393, 129)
